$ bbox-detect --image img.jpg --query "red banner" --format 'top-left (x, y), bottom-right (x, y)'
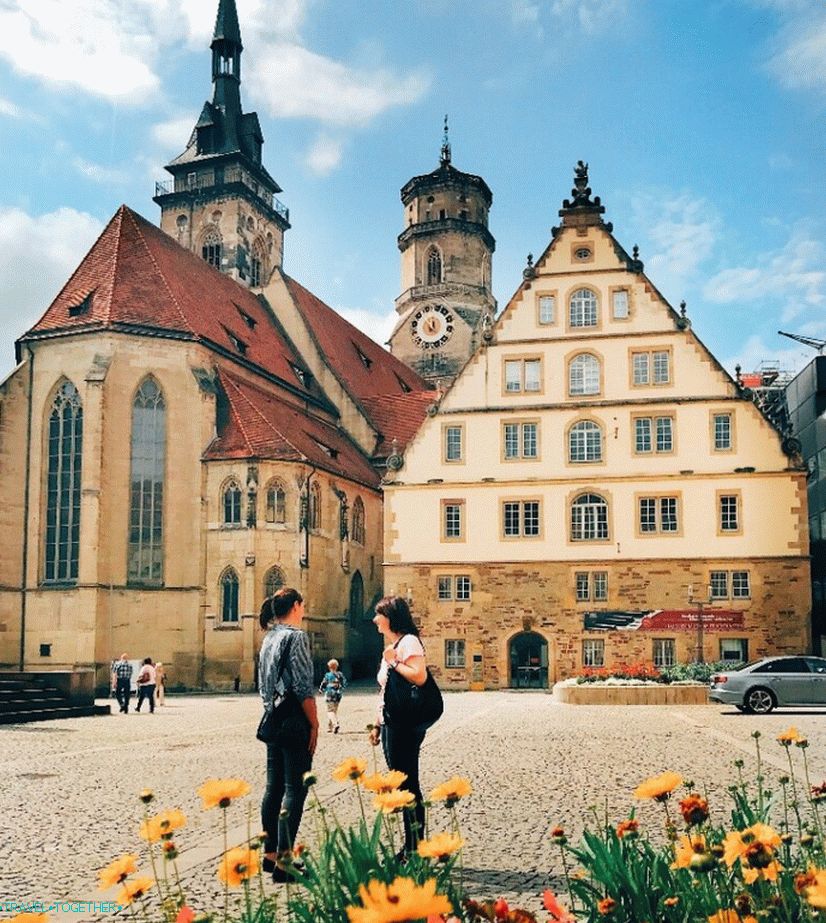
top-left (639, 609), bottom-right (744, 632)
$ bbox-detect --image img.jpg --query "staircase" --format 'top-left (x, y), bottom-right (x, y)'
top-left (0, 671), bottom-right (110, 725)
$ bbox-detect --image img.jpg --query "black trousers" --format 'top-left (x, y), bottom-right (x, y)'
top-left (115, 678), bottom-right (131, 712)
top-left (382, 722), bottom-right (426, 852)
top-left (136, 684), bottom-right (155, 713)
top-left (262, 742), bottom-right (312, 854)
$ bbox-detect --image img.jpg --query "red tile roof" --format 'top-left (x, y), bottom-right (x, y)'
top-left (360, 392), bottom-right (438, 457)
top-left (206, 367), bottom-right (381, 489)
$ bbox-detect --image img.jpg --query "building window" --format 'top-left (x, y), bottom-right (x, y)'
top-left (638, 496), bottom-right (679, 534)
top-left (128, 377), bottom-right (165, 586)
top-left (426, 247), bottom-right (442, 285)
top-left (710, 570), bottom-right (729, 599)
top-left (612, 289), bottom-right (629, 319)
top-left (250, 240), bottom-right (266, 287)
top-left (442, 501), bottom-right (464, 541)
top-left (732, 570), bottom-right (750, 598)
top-left (713, 412), bottom-right (733, 450)
top-left (220, 568), bottom-right (240, 623)
top-left (445, 639), bottom-right (466, 668)
top-left (44, 380), bottom-right (83, 583)
top-left (444, 425), bottom-right (463, 462)
top-left (720, 638), bottom-right (748, 663)
top-left (310, 482), bottom-right (322, 530)
top-left (583, 639), bottom-right (605, 667)
top-left (264, 565), bottom-right (285, 599)
top-left (569, 354), bottom-right (601, 396)
top-left (538, 295), bottom-right (555, 325)
top-left (503, 500), bottom-right (541, 538)
top-left (456, 575), bottom-right (471, 600)
top-left (569, 289), bottom-right (598, 327)
top-left (653, 638), bottom-right (676, 668)
top-left (633, 416), bottom-right (674, 454)
top-left (504, 421), bottom-right (539, 460)
top-left (571, 493), bottom-right (609, 541)
top-left (223, 481), bottom-right (242, 525)
top-left (351, 496), bottom-right (365, 545)
top-left (576, 571), bottom-right (608, 601)
top-left (438, 575), bottom-right (453, 600)
top-left (711, 570), bottom-right (751, 598)
top-left (569, 420), bottom-right (602, 463)
top-left (632, 349), bottom-right (671, 386)
top-left (265, 481), bottom-right (287, 524)
top-left (719, 494), bottom-right (740, 533)
top-left (202, 230), bottom-right (222, 269)
top-left (504, 358), bottom-right (542, 393)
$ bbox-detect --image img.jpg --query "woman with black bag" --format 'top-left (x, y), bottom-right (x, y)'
top-left (368, 595), bottom-right (442, 859)
top-left (258, 588), bottom-right (318, 883)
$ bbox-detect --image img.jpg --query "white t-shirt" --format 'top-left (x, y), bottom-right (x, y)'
top-left (137, 664), bottom-right (156, 685)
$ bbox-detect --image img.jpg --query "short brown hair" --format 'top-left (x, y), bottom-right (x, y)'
top-left (259, 587), bottom-right (303, 629)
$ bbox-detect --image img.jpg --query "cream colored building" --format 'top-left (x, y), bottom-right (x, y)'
top-left (383, 163), bottom-right (811, 689)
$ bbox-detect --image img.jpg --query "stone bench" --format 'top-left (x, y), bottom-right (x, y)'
top-left (553, 682), bottom-right (709, 705)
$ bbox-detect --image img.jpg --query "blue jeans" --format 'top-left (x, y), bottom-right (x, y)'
top-left (382, 722), bottom-right (426, 852)
top-left (262, 743), bottom-right (312, 854)
top-left (115, 679), bottom-right (131, 712)
top-left (136, 684), bottom-right (155, 713)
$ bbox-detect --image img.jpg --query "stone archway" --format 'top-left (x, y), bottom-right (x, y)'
top-left (509, 631), bottom-right (549, 689)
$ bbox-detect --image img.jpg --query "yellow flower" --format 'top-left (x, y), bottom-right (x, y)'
top-left (139, 809), bottom-right (187, 843)
top-left (777, 726), bottom-right (800, 745)
top-left (8, 915), bottom-right (50, 923)
top-left (362, 770), bottom-right (408, 793)
top-left (721, 823), bottom-right (782, 882)
top-left (671, 834), bottom-right (706, 870)
top-left (417, 832), bottom-right (465, 860)
top-left (197, 778), bottom-right (251, 810)
top-left (429, 777), bottom-right (472, 806)
top-left (373, 790), bottom-right (416, 814)
top-left (634, 771), bottom-right (682, 801)
top-left (708, 912), bottom-right (757, 923)
top-left (98, 853), bottom-right (139, 890)
top-left (116, 876), bottom-right (155, 906)
top-left (346, 875), bottom-right (452, 923)
top-left (333, 757), bottom-right (368, 783)
top-left (807, 869), bottom-right (826, 909)
top-left (742, 860), bottom-right (782, 885)
top-left (217, 846), bottom-right (260, 888)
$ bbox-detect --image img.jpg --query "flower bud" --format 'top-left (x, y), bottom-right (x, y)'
top-left (139, 789), bottom-right (155, 804)
top-left (689, 851), bottom-right (716, 872)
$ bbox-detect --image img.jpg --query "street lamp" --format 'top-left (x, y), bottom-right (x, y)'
top-left (688, 584), bottom-right (713, 663)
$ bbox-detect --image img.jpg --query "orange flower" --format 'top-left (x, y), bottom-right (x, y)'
top-left (8, 915), bottom-right (50, 923)
top-left (97, 853), bottom-right (139, 890)
top-left (362, 770), bottom-right (408, 793)
top-left (346, 876), bottom-right (451, 923)
top-left (722, 823), bottom-right (781, 868)
top-left (217, 845), bottom-right (260, 887)
top-left (597, 897), bottom-right (616, 915)
top-left (543, 889), bottom-right (577, 923)
top-left (429, 777), bottom-right (472, 806)
top-left (634, 771), bottom-right (682, 801)
top-left (373, 790), bottom-right (416, 814)
top-left (794, 867), bottom-right (818, 894)
top-left (663, 897), bottom-right (679, 908)
top-left (616, 819), bottom-right (639, 839)
top-left (139, 809), bottom-right (186, 843)
top-left (777, 726), bottom-right (800, 746)
top-left (742, 860), bottom-right (781, 885)
top-left (679, 794), bottom-right (709, 826)
top-left (708, 912), bottom-right (757, 923)
top-left (807, 869), bottom-right (826, 909)
top-left (671, 834), bottom-right (706, 869)
top-left (417, 832), bottom-right (464, 860)
top-left (333, 757), bottom-right (368, 783)
top-left (116, 876), bottom-right (155, 906)
top-left (197, 778), bottom-right (251, 810)
top-left (176, 908), bottom-right (195, 923)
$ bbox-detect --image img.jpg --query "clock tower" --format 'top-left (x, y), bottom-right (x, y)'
top-left (389, 120), bottom-right (496, 386)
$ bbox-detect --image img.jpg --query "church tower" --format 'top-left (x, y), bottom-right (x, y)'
top-left (389, 120), bottom-right (496, 386)
top-left (153, 0), bottom-right (289, 288)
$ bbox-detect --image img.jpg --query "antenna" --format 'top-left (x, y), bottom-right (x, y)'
top-left (778, 330), bottom-right (826, 354)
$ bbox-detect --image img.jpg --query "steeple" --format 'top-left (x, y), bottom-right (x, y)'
top-left (440, 114), bottom-right (451, 166)
top-left (211, 0), bottom-right (243, 121)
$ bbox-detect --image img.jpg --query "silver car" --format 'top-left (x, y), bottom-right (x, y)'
top-left (709, 656), bottom-right (826, 714)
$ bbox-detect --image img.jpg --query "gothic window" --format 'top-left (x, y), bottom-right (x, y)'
top-left (220, 567), bottom-right (240, 623)
top-left (351, 496), bottom-right (365, 545)
top-left (128, 377), bottom-right (166, 586)
top-left (265, 480), bottom-right (287, 524)
top-left (570, 493), bottom-right (609, 542)
top-left (426, 247), bottom-right (442, 285)
top-left (310, 481), bottom-right (321, 530)
top-left (349, 570), bottom-right (364, 627)
top-left (263, 565), bottom-right (285, 599)
top-left (202, 229), bottom-right (223, 269)
top-left (250, 239), bottom-right (266, 287)
top-left (568, 353), bottom-right (601, 396)
top-left (223, 480), bottom-right (242, 525)
top-left (44, 380), bottom-right (83, 583)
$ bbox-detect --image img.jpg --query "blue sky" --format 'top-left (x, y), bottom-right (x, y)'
top-left (0, 0), bottom-right (825, 380)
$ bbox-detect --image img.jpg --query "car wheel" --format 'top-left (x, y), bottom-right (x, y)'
top-left (744, 687), bottom-right (776, 714)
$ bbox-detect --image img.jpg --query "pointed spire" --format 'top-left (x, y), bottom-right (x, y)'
top-left (213, 0), bottom-right (242, 47)
top-left (440, 114), bottom-right (451, 166)
top-left (559, 160), bottom-right (606, 229)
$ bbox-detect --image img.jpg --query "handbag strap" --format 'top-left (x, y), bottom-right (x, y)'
top-left (272, 631), bottom-right (296, 702)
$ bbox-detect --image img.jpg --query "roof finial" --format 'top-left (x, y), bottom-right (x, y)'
top-left (440, 114), bottom-right (451, 166)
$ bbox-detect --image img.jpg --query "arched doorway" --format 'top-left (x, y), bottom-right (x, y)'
top-left (509, 632), bottom-right (549, 688)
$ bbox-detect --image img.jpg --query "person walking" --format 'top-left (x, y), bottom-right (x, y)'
top-left (135, 658), bottom-right (156, 713)
top-left (319, 658), bottom-right (347, 733)
top-left (154, 662), bottom-right (166, 706)
top-left (258, 588), bottom-right (318, 883)
top-left (367, 595), bottom-right (429, 858)
top-left (112, 654), bottom-right (133, 714)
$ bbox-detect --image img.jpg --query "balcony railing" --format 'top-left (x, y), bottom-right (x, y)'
top-left (154, 170), bottom-right (289, 223)
top-left (395, 281), bottom-right (490, 309)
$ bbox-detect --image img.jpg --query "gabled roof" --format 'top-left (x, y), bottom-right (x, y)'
top-left (21, 205), bottom-right (326, 409)
top-left (207, 367), bottom-right (381, 489)
top-left (360, 391), bottom-right (438, 457)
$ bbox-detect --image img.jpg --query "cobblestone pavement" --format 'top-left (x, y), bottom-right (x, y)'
top-left (2, 687), bottom-right (825, 921)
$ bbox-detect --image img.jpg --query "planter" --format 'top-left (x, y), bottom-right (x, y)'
top-left (553, 682), bottom-right (709, 706)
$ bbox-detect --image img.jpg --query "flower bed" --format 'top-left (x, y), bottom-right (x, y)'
top-left (554, 681), bottom-right (709, 706)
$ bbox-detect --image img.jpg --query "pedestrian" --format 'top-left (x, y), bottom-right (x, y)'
top-left (135, 658), bottom-right (156, 713)
top-left (367, 595), bottom-right (429, 859)
top-left (111, 653), bottom-right (133, 714)
top-left (319, 658), bottom-right (347, 733)
top-left (155, 662), bottom-right (166, 706)
top-left (258, 588), bottom-right (318, 883)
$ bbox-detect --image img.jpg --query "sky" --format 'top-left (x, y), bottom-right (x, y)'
top-left (0, 0), bottom-right (825, 381)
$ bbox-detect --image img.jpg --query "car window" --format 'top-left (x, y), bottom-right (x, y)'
top-left (751, 658), bottom-right (810, 674)
top-left (805, 657), bottom-right (826, 675)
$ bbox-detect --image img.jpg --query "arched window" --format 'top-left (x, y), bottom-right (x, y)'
top-left (310, 481), bottom-right (321, 530)
top-left (351, 496), bottom-right (365, 545)
top-left (250, 239), bottom-right (266, 287)
top-left (44, 380), bottom-right (83, 582)
top-left (569, 288), bottom-right (598, 327)
top-left (569, 354), bottom-right (601, 396)
top-left (202, 229), bottom-right (222, 269)
top-left (265, 480), bottom-right (287, 524)
top-left (263, 565), bottom-right (285, 599)
top-left (223, 480), bottom-right (242, 525)
top-left (128, 377), bottom-right (165, 585)
top-left (349, 570), bottom-right (364, 627)
top-left (426, 247), bottom-right (442, 285)
top-left (568, 420), bottom-right (602, 463)
top-left (220, 567), bottom-right (240, 622)
top-left (570, 493), bottom-right (609, 542)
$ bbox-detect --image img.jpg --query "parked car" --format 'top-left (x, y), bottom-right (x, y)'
top-left (709, 655), bottom-right (826, 714)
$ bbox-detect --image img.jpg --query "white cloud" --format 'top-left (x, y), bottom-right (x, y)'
top-left (747, 0), bottom-right (826, 92)
top-left (0, 207), bottom-right (103, 347)
top-left (151, 116), bottom-right (196, 153)
top-left (335, 305), bottom-right (398, 349)
top-left (720, 333), bottom-right (815, 380)
top-left (306, 133), bottom-right (345, 176)
top-left (550, 0), bottom-right (629, 33)
top-left (511, 0), bottom-right (541, 27)
top-left (72, 158), bottom-right (130, 186)
top-left (0, 97), bottom-right (21, 118)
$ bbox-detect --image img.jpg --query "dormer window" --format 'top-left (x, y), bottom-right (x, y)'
top-left (395, 373), bottom-right (412, 394)
top-left (225, 329), bottom-right (248, 356)
top-left (68, 291), bottom-right (94, 317)
top-left (355, 344), bottom-right (373, 369)
top-left (310, 436), bottom-right (338, 459)
top-left (292, 365), bottom-right (311, 388)
top-left (235, 305), bottom-right (257, 330)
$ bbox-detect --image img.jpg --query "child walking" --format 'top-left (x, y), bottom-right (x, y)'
top-left (319, 659), bottom-right (347, 733)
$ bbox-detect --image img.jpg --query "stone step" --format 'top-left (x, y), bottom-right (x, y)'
top-left (0, 704), bottom-right (109, 725)
top-left (0, 695), bottom-right (71, 713)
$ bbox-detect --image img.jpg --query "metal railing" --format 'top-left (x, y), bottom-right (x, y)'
top-left (154, 171), bottom-right (289, 223)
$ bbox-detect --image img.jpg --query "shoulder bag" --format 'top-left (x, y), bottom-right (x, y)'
top-left (256, 633), bottom-right (311, 747)
top-left (383, 638), bottom-right (444, 729)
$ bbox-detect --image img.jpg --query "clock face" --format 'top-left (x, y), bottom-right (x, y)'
top-left (411, 304), bottom-right (454, 349)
